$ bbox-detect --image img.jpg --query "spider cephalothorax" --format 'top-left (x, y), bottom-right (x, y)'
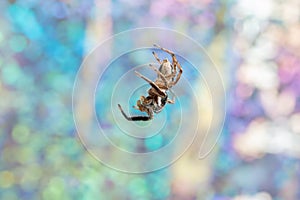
top-left (118, 44), bottom-right (183, 121)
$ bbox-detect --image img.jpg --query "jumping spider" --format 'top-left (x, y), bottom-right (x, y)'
top-left (118, 44), bottom-right (183, 121)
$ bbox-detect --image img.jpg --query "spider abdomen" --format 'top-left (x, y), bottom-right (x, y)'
top-left (159, 60), bottom-right (173, 76)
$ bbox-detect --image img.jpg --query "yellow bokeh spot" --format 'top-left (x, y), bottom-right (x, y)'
top-left (0, 171), bottom-right (15, 188)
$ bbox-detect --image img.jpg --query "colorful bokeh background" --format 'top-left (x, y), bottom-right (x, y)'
top-left (1, 0), bottom-right (300, 199)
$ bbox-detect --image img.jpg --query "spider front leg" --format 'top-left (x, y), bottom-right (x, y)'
top-left (153, 44), bottom-right (175, 55)
top-left (165, 49), bottom-right (183, 86)
top-left (118, 104), bottom-right (153, 121)
top-left (170, 60), bottom-right (183, 86)
top-left (152, 51), bottom-right (161, 64)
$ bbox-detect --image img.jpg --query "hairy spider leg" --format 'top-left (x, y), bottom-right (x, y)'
top-left (152, 51), bottom-right (161, 64)
top-left (118, 104), bottom-right (153, 121)
top-left (167, 89), bottom-right (176, 104)
top-left (133, 96), bottom-right (150, 110)
top-left (134, 71), bottom-right (166, 97)
top-left (153, 44), bottom-right (175, 55)
top-left (170, 60), bottom-right (183, 86)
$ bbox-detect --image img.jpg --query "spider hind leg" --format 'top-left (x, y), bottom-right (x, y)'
top-left (118, 104), bottom-right (153, 121)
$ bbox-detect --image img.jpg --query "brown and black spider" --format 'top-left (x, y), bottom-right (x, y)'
top-left (118, 44), bottom-right (183, 121)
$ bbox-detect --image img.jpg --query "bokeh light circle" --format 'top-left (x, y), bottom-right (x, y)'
top-left (72, 27), bottom-right (226, 173)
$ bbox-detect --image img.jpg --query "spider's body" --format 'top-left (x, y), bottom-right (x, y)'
top-left (156, 59), bottom-right (174, 88)
top-left (118, 44), bottom-right (183, 121)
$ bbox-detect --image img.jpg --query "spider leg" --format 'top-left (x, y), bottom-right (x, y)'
top-left (132, 105), bottom-right (139, 110)
top-left (134, 71), bottom-right (166, 97)
top-left (167, 99), bottom-right (175, 104)
top-left (148, 64), bottom-right (168, 86)
top-left (118, 104), bottom-right (153, 121)
top-left (163, 50), bottom-right (182, 86)
top-left (134, 97), bottom-right (151, 111)
top-left (170, 60), bottom-right (183, 86)
top-left (153, 44), bottom-right (175, 55)
top-left (167, 89), bottom-right (176, 104)
top-left (152, 51), bottom-right (161, 64)
top-left (164, 72), bottom-right (177, 81)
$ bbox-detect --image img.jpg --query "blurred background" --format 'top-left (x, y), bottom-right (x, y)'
top-left (1, 0), bottom-right (300, 199)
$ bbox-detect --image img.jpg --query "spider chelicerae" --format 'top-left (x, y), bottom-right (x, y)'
top-left (118, 44), bottom-right (183, 121)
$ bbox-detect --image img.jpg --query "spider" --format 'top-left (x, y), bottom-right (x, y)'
top-left (118, 44), bottom-right (183, 121)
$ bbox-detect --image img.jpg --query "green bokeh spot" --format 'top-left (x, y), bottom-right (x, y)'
top-left (1, 62), bottom-right (22, 86)
top-left (12, 124), bottom-right (30, 144)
